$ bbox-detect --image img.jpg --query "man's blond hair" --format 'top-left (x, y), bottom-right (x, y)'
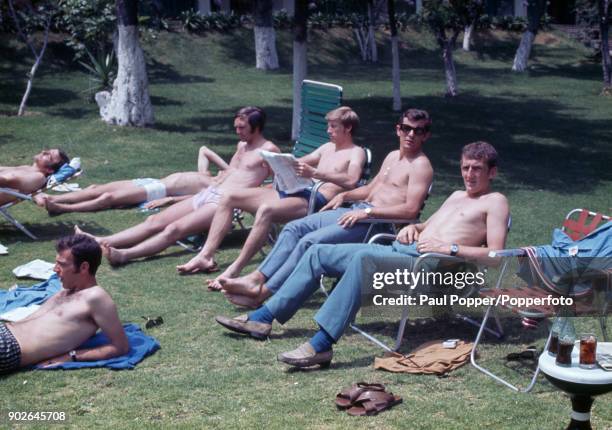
top-left (325, 106), bottom-right (359, 135)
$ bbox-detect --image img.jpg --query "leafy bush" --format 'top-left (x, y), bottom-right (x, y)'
top-left (78, 47), bottom-right (116, 94)
top-left (56, 0), bottom-right (116, 60)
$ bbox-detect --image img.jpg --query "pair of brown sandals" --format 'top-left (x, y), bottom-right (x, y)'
top-left (335, 382), bottom-right (402, 416)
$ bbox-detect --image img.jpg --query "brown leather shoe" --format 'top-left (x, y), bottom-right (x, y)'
top-left (277, 342), bottom-right (333, 368)
top-left (215, 314), bottom-right (271, 339)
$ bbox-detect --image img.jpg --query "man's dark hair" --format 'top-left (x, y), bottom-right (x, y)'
top-left (56, 234), bottom-right (102, 275)
top-left (49, 149), bottom-right (70, 172)
top-left (235, 106), bottom-right (266, 133)
top-left (398, 109), bottom-right (432, 132)
top-left (461, 141), bottom-right (498, 169)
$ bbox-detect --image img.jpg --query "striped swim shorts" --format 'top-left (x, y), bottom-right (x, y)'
top-left (0, 323), bottom-right (21, 374)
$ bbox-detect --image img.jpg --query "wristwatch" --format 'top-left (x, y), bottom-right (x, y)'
top-left (364, 207), bottom-right (373, 217)
top-left (69, 350), bottom-right (78, 361)
top-left (450, 244), bottom-right (459, 256)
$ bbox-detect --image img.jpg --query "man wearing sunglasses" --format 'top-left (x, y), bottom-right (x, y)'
top-left (216, 109), bottom-right (434, 308)
top-left (0, 235), bottom-right (128, 374)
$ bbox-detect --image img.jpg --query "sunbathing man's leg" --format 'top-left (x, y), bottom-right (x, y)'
top-left (34, 181), bottom-right (133, 207)
top-left (218, 197), bottom-right (308, 280)
top-left (44, 184), bottom-right (147, 214)
top-left (176, 187), bottom-right (279, 274)
top-left (77, 197), bottom-right (195, 248)
top-left (104, 203), bottom-right (217, 265)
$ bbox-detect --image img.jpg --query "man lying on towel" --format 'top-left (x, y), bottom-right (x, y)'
top-left (33, 146), bottom-right (229, 214)
top-left (0, 149), bottom-right (69, 206)
top-left (0, 234), bottom-right (128, 374)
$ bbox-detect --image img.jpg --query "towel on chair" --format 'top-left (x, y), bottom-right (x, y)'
top-left (35, 324), bottom-right (160, 371)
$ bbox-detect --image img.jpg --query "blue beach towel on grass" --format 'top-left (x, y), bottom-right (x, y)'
top-left (0, 274), bottom-right (62, 312)
top-left (0, 277), bottom-right (160, 370)
top-left (35, 324), bottom-right (160, 371)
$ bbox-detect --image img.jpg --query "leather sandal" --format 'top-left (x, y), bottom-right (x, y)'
top-left (346, 390), bottom-right (403, 417)
top-left (335, 382), bottom-right (386, 409)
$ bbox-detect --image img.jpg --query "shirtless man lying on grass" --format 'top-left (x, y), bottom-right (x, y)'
top-left (78, 106), bottom-right (279, 265)
top-left (34, 146), bottom-right (229, 214)
top-left (175, 106), bottom-right (366, 275)
top-left (0, 149), bottom-right (69, 206)
top-left (0, 235), bottom-right (128, 374)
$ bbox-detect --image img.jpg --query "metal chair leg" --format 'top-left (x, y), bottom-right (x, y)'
top-left (0, 208), bottom-right (37, 239)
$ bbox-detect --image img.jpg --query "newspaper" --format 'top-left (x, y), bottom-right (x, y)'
top-left (259, 150), bottom-right (314, 194)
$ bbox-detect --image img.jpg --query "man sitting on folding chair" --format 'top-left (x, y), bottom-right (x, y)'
top-left (217, 108), bottom-right (434, 308)
top-left (0, 149), bottom-right (69, 206)
top-left (176, 106), bottom-right (366, 275)
top-left (215, 141), bottom-right (510, 369)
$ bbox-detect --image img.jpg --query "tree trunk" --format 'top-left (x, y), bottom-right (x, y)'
top-left (462, 23), bottom-right (474, 51)
top-left (254, 26), bottom-right (279, 70)
top-left (7, 0), bottom-right (50, 116)
top-left (443, 41), bottom-right (458, 97)
top-left (97, 0), bottom-right (154, 127)
top-left (388, 0), bottom-right (401, 111)
top-left (512, 30), bottom-right (535, 72)
top-left (511, 0), bottom-right (546, 72)
top-left (367, 1), bottom-right (378, 62)
top-left (291, 0), bottom-right (308, 141)
top-left (254, 0), bottom-right (279, 70)
top-left (354, 28), bottom-right (369, 61)
top-left (599, 0), bottom-right (611, 89)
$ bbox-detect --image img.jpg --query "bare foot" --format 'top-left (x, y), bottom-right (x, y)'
top-left (219, 276), bottom-right (265, 297)
top-left (32, 193), bottom-right (49, 207)
top-left (43, 198), bottom-right (65, 215)
top-left (223, 292), bottom-right (265, 309)
top-left (206, 276), bottom-right (226, 292)
top-left (74, 225), bottom-right (102, 244)
top-left (176, 255), bottom-right (217, 274)
top-left (102, 243), bottom-right (126, 266)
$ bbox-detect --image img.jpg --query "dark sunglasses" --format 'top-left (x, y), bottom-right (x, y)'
top-left (142, 316), bottom-right (164, 329)
top-left (398, 124), bottom-right (428, 136)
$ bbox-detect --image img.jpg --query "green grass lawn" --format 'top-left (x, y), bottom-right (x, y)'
top-left (0, 26), bottom-right (611, 429)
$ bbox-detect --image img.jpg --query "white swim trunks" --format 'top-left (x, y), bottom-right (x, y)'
top-left (132, 178), bottom-right (167, 202)
top-left (192, 186), bottom-right (223, 210)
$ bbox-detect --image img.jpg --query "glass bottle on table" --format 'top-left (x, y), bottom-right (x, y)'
top-left (555, 315), bottom-right (576, 367)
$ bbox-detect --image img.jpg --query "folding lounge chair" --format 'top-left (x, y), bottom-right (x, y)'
top-left (471, 208), bottom-right (611, 393)
top-left (244, 80), bottom-right (372, 245)
top-left (342, 215), bottom-right (512, 353)
top-left (0, 160), bottom-right (82, 240)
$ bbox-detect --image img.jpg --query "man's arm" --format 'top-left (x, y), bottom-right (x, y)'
top-left (310, 147), bottom-right (365, 189)
top-left (335, 159), bottom-right (433, 227)
top-left (415, 194), bottom-right (510, 263)
top-left (361, 161), bottom-right (432, 220)
top-left (322, 152), bottom-right (396, 209)
top-left (73, 288), bottom-right (129, 361)
top-left (198, 145), bottom-right (229, 173)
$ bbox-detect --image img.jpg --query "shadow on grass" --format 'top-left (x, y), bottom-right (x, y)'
top-left (0, 220), bottom-right (108, 245)
top-left (343, 93), bottom-right (612, 195)
top-left (147, 57), bottom-right (216, 85)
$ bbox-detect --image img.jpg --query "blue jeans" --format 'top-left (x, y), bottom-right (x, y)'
top-left (265, 241), bottom-right (421, 341)
top-left (258, 203), bottom-right (391, 293)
